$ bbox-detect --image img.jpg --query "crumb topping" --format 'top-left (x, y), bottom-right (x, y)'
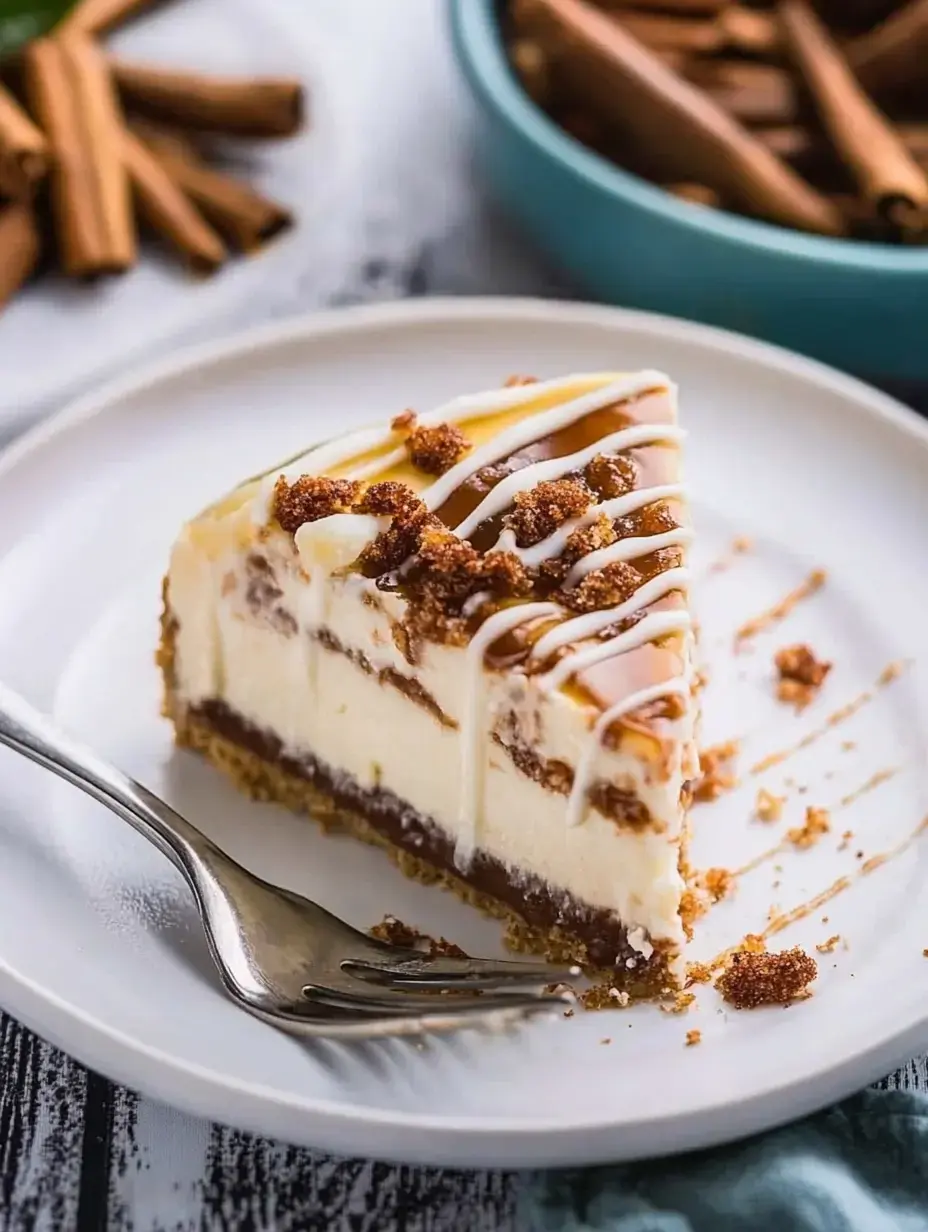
top-left (693, 741), bottom-right (739, 802)
top-left (685, 961), bottom-right (713, 986)
top-left (775, 643), bottom-right (832, 709)
top-left (685, 1029), bottom-right (702, 1046)
top-left (559, 560), bottom-right (641, 614)
top-left (755, 788), bottom-right (785, 823)
top-left (816, 935), bottom-right (840, 954)
top-left (406, 422), bottom-right (472, 475)
top-left (368, 914), bottom-right (467, 958)
top-left (354, 480), bottom-right (422, 517)
top-left (787, 806), bottom-right (831, 850)
top-left (390, 408), bottom-right (417, 433)
top-left (715, 947), bottom-right (817, 1009)
top-left (504, 476), bottom-right (593, 548)
top-left (584, 453), bottom-right (637, 498)
top-left (660, 991), bottom-right (695, 1015)
top-left (273, 475), bottom-right (361, 533)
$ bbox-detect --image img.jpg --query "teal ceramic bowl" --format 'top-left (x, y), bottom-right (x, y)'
top-left (448, 0), bottom-right (928, 381)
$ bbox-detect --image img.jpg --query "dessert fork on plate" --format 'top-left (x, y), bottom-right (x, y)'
top-left (0, 682), bottom-right (579, 1039)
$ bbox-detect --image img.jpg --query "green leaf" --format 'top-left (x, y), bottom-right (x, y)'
top-left (0, 0), bottom-right (76, 57)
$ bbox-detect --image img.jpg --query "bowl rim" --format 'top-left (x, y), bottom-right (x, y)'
top-left (449, 0), bottom-right (928, 276)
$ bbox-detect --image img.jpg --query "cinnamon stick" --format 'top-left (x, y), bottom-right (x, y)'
top-left (58, 0), bottom-right (159, 36)
top-left (779, 0), bottom-right (928, 222)
top-left (110, 58), bottom-right (305, 138)
top-left (614, 13), bottom-right (724, 54)
top-left (131, 123), bottom-right (292, 252)
top-left (24, 36), bottom-right (135, 277)
top-left (0, 81), bottom-right (48, 199)
top-left (664, 180), bottom-right (721, 206)
top-left (685, 61), bottom-right (799, 125)
top-left (846, 0), bottom-right (928, 98)
top-left (607, 0), bottom-right (730, 13)
top-left (122, 128), bottom-right (226, 274)
top-left (511, 0), bottom-right (843, 234)
top-left (759, 121), bottom-right (928, 169)
top-left (0, 200), bottom-right (40, 309)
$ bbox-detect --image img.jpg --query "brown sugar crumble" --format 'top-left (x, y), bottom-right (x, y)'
top-left (838, 829), bottom-right (854, 852)
top-left (755, 788), bottom-right (785, 823)
top-left (584, 453), bottom-right (636, 499)
top-left (816, 935), bottom-right (841, 954)
top-left (580, 982), bottom-right (630, 1011)
top-left (699, 867), bottom-right (735, 903)
top-left (685, 961), bottom-right (713, 987)
top-left (716, 947), bottom-right (817, 1009)
top-left (774, 643), bottom-right (832, 710)
top-left (685, 1029), bottom-right (702, 1047)
top-left (406, 422), bottom-right (472, 476)
top-left (368, 914), bottom-right (468, 959)
top-left (559, 559), bottom-right (640, 614)
top-left (660, 991), bottom-right (695, 1015)
top-left (787, 806), bottom-right (831, 850)
top-left (693, 740), bottom-right (740, 803)
top-left (273, 475), bottom-right (362, 533)
top-left (504, 476), bottom-right (592, 548)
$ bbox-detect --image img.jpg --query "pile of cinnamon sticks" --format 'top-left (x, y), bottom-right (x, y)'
top-left (507, 0), bottom-right (928, 241)
top-left (0, 0), bottom-right (305, 313)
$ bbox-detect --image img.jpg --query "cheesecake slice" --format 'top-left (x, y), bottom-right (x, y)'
top-left (159, 371), bottom-right (699, 997)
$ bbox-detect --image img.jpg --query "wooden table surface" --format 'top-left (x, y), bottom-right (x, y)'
top-left (1, 2), bottom-right (926, 1228)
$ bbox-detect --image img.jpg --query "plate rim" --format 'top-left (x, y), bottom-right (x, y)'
top-left (1, 295), bottom-right (927, 1166)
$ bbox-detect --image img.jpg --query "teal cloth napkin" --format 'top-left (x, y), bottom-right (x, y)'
top-left (522, 1089), bottom-right (928, 1231)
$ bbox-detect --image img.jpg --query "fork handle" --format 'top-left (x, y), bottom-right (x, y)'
top-left (0, 680), bottom-right (217, 886)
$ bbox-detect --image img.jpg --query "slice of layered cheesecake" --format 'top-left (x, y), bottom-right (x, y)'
top-left (159, 371), bottom-right (699, 996)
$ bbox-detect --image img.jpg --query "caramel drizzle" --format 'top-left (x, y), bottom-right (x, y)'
top-left (750, 661), bottom-right (908, 775)
top-left (735, 568), bottom-right (826, 647)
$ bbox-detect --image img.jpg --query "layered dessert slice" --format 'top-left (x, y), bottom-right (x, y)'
top-left (159, 371), bottom-right (699, 996)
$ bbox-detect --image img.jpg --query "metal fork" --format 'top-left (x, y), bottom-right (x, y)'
top-left (0, 683), bottom-right (579, 1038)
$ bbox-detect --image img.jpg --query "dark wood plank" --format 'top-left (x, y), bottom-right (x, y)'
top-left (0, 1013), bottom-right (86, 1231)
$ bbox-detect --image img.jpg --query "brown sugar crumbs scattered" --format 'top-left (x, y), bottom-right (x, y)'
top-left (774, 644), bottom-right (832, 710)
top-left (368, 914), bottom-right (468, 959)
top-left (580, 982), bottom-right (630, 1011)
top-left (504, 476), bottom-right (592, 548)
top-left (755, 788), bottom-right (785, 823)
top-left (660, 991), bottom-right (695, 1015)
top-left (816, 935), bottom-right (841, 954)
top-left (406, 422), bottom-right (472, 476)
top-left (787, 806), bottom-right (831, 850)
top-left (838, 829), bottom-right (854, 852)
top-left (699, 867), bottom-right (735, 903)
top-left (693, 740), bottom-right (739, 803)
top-left (273, 475), bottom-right (361, 533)
top-left (736, 569), bottom-right (826, 646)
top-left (685, 961), bottom-right (713, 987)
top-left (685, 1029), bottom-right (702, 1047)
top-left (716, 947), bottom-right (817, 1010)
top-left (923, 949), bottom-right (928, 958)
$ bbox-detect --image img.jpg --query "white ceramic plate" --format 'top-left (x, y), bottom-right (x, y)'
top-left (0, 299), bottom-right (927, 1168)
top-left (0, 0), bottom-right (348, 432)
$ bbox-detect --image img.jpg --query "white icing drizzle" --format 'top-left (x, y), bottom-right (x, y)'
top-left (565, 678), bottom-right (691, 829)
top-left (450, 425), bottom-right (684, 541)
top-left (490, 484), bottom-right (685, 567)
top-left (539, 609), bottom-right (692, 693)
top-left (564, 527), bottom-right (694, 588)
top-left (251, 372), bottom-right (637, 525)
top-left (455, 601), bottom-right (561, 868)
top-left (422, 372), bottom-right (671, 514)
top-left (529, 567), bottom-right (690, 664)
